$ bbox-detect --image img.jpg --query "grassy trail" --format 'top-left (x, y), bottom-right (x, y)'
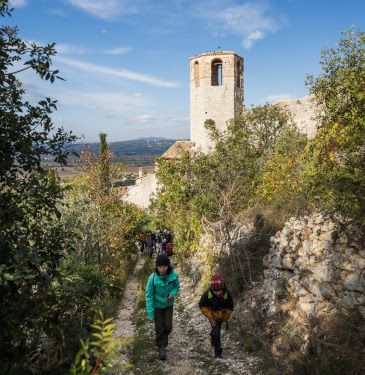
top-left (113, 255), bottom-right (259, 374)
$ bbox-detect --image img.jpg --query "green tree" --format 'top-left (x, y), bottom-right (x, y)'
top-left (257, 126), bottom-right (308, 212)
top-left (153, 103), bottom-right (294, 260)
top-left (305, 27), bottom-right (365, 222)
top-left (0, 1), bottom-right (77, 372)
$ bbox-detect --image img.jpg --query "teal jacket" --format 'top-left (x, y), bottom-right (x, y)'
top-left (145, 269), bottom-right (180, 319)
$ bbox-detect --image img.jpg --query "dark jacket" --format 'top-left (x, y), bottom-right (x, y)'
top-left (199, 287), bottom-right (234, 323)
top-left (155, 231), bottom-right (162, 243)
top-left (145, 234), bottom-right (154, 247)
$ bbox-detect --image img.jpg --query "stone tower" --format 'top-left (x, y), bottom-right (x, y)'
top-left (190, 51), bottom-right (244, 153)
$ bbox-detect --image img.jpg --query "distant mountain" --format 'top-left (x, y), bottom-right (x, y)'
top-left (135, 137), bottom-right (166, 141)
top-left (65, 138), bottom-right (190, 157)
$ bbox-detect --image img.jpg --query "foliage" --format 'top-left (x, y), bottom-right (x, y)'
top-left (216, 209), bottom-right (276, 292)
top-left (305, 27), bottom-right (365, 223)
top-left (152, 103), bottom-right (295, 261)
top-left (70, 311), bottom-right (133, 375)
top-left (0, 3), bottom-right (146, 373)
top-left (0, 2), bottom-right (79, 372)
top-left (58, 191), bottom-right (101, 265)
top-left (257, 126), bottom-right (308, 213)
top-left (70, 141), bottom-right (147, 293)
top-left (152, 153), bottom-right (202, 261)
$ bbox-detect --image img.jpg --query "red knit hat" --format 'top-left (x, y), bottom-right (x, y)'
top-left (211, 275), bottom-right (225, 290)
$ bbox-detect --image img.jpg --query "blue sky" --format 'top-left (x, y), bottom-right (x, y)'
top-left (7, 0), bottom-right (365, 142)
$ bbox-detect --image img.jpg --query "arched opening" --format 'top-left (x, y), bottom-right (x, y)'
top-left (194, 61), bottom-right (200, 88)
top-left (236, 61), bottom-right (241, 87)
top-left (211, 58), bottom-right (222, 86)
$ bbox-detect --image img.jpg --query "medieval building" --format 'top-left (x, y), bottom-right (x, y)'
top-left (124, 50), bottom-right (317, 207)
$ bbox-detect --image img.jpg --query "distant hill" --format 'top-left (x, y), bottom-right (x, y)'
top-left (58, 138), bottom-right (190, 166)
top-left (134, 137), bottom-right (166, 141)
top-left (69, 138), bottom-right (189, 156)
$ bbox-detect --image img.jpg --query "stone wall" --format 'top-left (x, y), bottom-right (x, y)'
top-left (123, 173), bottom-right (157, 208)
top-left (274, 94), bottom-right (318, 139)
top-left (261, 213), bottom-right (365, 316)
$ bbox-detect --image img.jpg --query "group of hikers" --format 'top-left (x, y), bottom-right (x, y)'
top-left (145, 253), bottom-right (234, 361)
top-left (139, 228), bottom-right (174, 258)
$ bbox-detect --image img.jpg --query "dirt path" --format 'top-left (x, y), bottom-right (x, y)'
top-left (110, 255), bottom-right (260, 375)
top-left (153, 271), bottom-right (258, 375)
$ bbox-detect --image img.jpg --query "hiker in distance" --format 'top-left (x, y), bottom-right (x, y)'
top-left (146, 254), bottom-right (180, 360)
top-left (199, 275), bottom-right (234, 359)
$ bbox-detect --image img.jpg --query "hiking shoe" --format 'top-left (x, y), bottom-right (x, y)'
top-left (214, 348), bottom-right (223, 359)
top-left (158, 345), bottom-right (166, 360)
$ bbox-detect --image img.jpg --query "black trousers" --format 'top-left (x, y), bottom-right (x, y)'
top-left (210, 321), bottom-right (223, 355)
top-left (154, 305), bottom-right (173, 348)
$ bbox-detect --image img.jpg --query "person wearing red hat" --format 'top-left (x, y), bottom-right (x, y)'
top-left (199, 275), bottom-right (234, 359)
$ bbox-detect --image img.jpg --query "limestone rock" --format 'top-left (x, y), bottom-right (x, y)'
top-left (261, 212), bottom-right (365, 317)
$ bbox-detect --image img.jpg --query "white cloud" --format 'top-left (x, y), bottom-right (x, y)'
top-left (134, 92), bottom-right (143, 96)
top-left (168, 116), bottom-right (189, 123)
top-left (10, 0), bottom-right (28, 7)
top-left (67, 0), bottom-right (139, 20)
top-left (263, 94), bottom-right (294, 103)
top-left (106, 46), bottom-right (132, 55)
top-left (198, 1), bottom-right (281, 49)
top-left (54, 56), bottom-right (180, 88)
top-left (126, 115), bottom-right (158, 124)
top-left (56, 44), bottom-right (88, 55)
top-left (125, 114), bottom-right (189, 125)
top-left (57, 90), bottom-right (148, 113)
top-left (46, 8), bottom-right (65, 16)
top-left (242, 30), bottom-right (265, 49)
top-left (22, 83), bottom-right (48, 102)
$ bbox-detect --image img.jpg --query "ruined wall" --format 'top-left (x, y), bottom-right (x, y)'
top-left (123, 173), bottom-right (157, 208)
top-left (261, 213), bottom-right (365, 317)
top-left (190, 51), bottom-right (244, 153)
top-left (274, 95), bottom-right (318, 139)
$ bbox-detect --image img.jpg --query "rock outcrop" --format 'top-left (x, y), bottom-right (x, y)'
top-left (261, 213), bottom-right (365, 316)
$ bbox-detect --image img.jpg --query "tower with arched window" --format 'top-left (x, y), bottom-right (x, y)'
top-left (190, 51), bottom-right (244, 153)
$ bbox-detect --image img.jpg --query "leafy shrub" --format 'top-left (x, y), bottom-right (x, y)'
top-left (70, 311), bottom-right (133, 375)
top-left (305, 27), bottom-right (365, 225)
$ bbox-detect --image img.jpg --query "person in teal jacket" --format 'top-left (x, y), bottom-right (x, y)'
top-left (145, 254), bottom-right (180, 360)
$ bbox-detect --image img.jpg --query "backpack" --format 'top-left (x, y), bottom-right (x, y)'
top-left (165, 243), bottom-right (173, 256)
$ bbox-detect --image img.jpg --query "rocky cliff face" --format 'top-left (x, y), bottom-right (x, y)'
top-left (261, 213), bottom-right (365, 317)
